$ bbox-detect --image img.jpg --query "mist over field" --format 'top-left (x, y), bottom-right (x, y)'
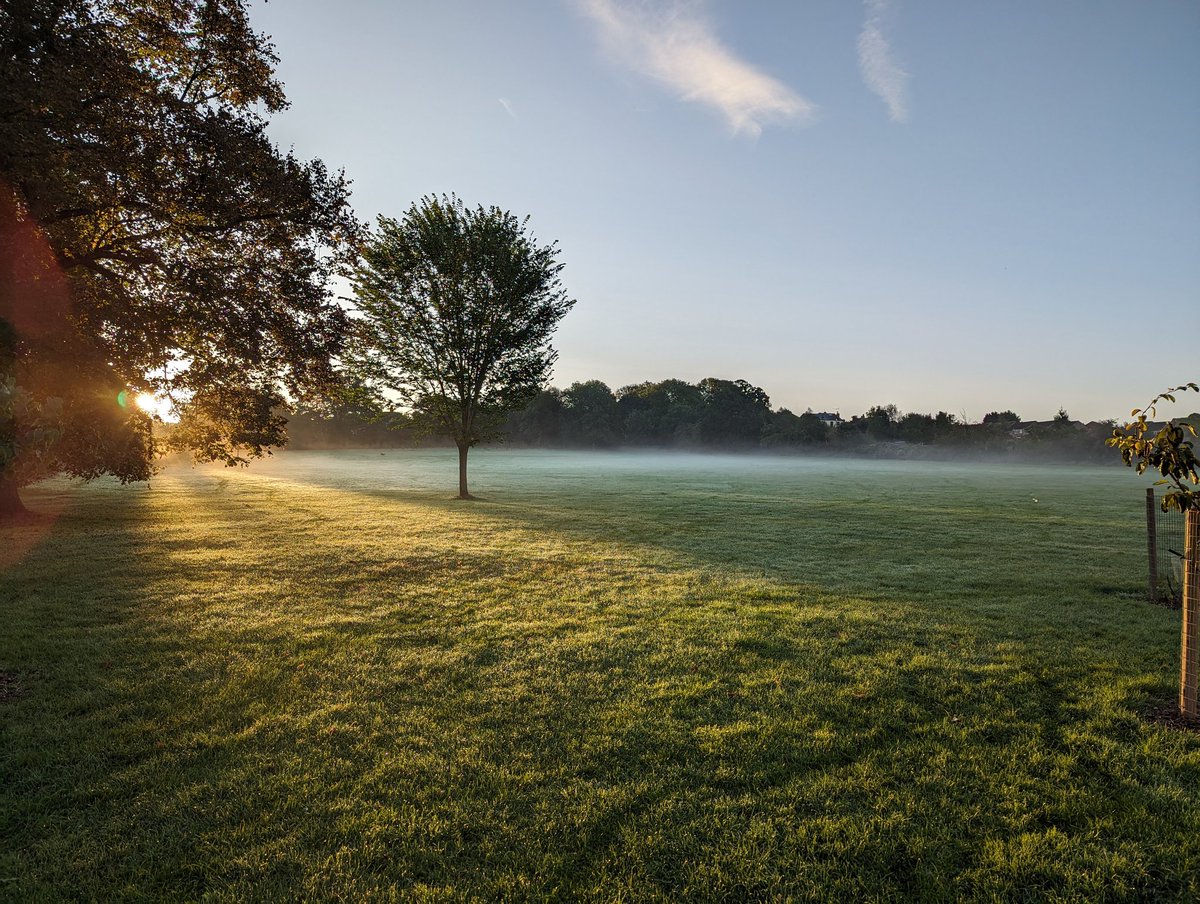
top-left (244, 447), bottom-right (1127, 500)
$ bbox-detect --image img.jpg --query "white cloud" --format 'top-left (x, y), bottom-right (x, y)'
top-left (498, 97), bottom-right (518, 120)
top-left (576, 0), bottom-right (814, 137)
top-left (858, 0), bottom-right (910, 123)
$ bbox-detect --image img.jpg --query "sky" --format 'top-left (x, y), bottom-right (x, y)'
top-left (251, 0), bottom-right (1200, 423)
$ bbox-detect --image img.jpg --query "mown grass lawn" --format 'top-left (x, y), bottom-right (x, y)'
top-left (1, 449), bottom-right (1197, 901)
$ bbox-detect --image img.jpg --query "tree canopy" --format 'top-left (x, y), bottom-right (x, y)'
top-left (1108, 383), bottom-right (1200, 512)
top-left (0, 0), bottom-right (358, 513)
top-left (562, 380), bottom-right (621, 447)
top-left (349, 195), bottom-right (574, 498)
top-left (276, 373), bottom-right (1124, 464)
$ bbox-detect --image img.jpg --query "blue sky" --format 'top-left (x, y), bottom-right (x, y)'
top-left (253, 0), bottom-right (1199, 422)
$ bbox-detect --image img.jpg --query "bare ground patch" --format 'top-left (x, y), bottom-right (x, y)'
top-left (1145, 700), bottom-right (1200, 732)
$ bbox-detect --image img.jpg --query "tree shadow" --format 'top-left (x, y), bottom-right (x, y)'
top-left (2, 466), bottom-right (1194, 899)
top-left (255, 455), bottom-right (1153, 629)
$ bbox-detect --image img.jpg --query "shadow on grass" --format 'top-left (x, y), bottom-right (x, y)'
top-left (0, 474), bottom-right (1196, 900)
top-left (264, 461), bottom-right (1155, 639)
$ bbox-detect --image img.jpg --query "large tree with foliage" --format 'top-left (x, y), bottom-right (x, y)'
top-left (349, 195), bottom-right (575, 498)
top-left (561, 380), bottom-right (620, 447)
top-left (696, 377), bottom-right (771, 446)
top-left (0, 0), bottom-right (358, 516)
top-left (615, 379), bottom-right (705, 446)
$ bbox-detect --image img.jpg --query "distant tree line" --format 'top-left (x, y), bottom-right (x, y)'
top-left (287, 376), bottom-right (1180, 464)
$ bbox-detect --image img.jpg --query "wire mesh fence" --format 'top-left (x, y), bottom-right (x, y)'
top-left (1148, 489), bottom-right (1186, 605)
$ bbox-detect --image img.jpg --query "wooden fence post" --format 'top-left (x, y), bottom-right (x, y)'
top-left (1147, 488), bottom-right (1158, 602)
top-left (1182, 509), bottom-right (1200, 719)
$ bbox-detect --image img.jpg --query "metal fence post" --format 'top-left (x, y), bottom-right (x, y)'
top-left (1181, 510), bottom-right (1200, 719)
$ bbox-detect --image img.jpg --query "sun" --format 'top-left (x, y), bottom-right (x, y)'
top-left (134, 392), bottom-right (175, 421)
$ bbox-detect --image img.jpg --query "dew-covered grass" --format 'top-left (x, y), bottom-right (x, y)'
top-left (1, 449), bottom-right (1197, 901)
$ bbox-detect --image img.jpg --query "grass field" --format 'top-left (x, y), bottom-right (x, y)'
top-left (1, 449), bottom-right (1198, 901)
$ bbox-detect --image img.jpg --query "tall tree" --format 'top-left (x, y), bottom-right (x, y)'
top-left (615, 379), bottom-right (706, 446)
top-left (349, 196), bottom-right (575, 498)
top-left (0, 0), bottom-right (358, 516)
top-left (897, 412), bottom-right (936, 444)
top-left (616, 381), bottom-right (669, 445)
top-left (696, 378), bottom-right (771, 447)
top-left (982, 410), bottom-right (1021, 427)
top-left (561, 380), bottom-right (620, 447)
top-left (761, 408), bottom-right (831, 447)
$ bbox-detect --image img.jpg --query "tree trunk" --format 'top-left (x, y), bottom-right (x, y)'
top-left (0, 476), bottom-right (28, 520)
top-left (457, 443), bottom-right (471, 499)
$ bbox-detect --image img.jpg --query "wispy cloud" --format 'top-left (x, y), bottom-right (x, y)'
top-left (575, 0), bottom-right (814, 137)
top-left (498, 97), bottom-right (518, 120)
top-left (858, 0), bottom-right (909, 122)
